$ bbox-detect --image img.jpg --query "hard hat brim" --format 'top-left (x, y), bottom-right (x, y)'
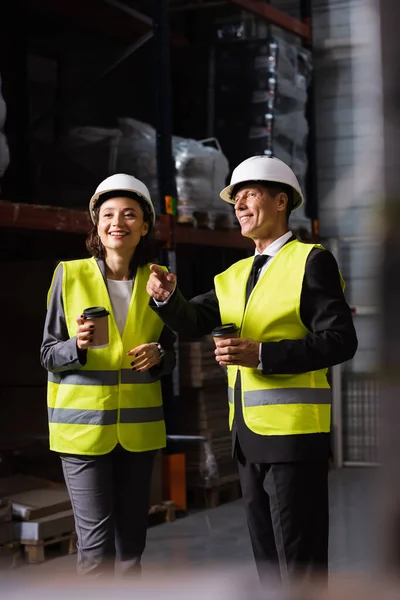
top-left (89, 188), bottom-right (156, 225)
top-left (220, 181), bottom-right (304, 210)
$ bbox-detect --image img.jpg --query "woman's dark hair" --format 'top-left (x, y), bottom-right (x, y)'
top-left (86, 190), bottom-right (157, 270)
top-left (230, 180), bottom-right (295, 223)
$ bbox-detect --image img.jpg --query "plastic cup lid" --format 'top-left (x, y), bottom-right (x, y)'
top-left (83, 306), bottom-right (110, 319)
top-left (211, 323), bottom-right (239, 337)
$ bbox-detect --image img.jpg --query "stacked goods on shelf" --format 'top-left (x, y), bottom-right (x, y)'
top-left (117, 118), bottom-right (234, 229)
top-left (178, 337), bottom-right (238, 494)
top-left (249, 37), bottom-right (311, 195)
top-left (0, 74), bottom-right (10, 184)
top-left (215, 23), bottom-right (312, 229)
top-left (35, 117), bottom-right (234, 229)
top-left (174, 137), bottom-right (232, 230)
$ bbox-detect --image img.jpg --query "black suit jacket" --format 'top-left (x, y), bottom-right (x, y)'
top-left (150, 243), bottom-right (358, 463)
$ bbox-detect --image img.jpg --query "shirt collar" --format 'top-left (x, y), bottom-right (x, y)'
top-left (255, 231), bottom-right (294, 258)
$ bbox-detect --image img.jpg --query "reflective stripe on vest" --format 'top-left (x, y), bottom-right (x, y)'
top-left (214, 240), bottom-right (341, 437)
top-left (48, 369), bottom-right (156, 386)
top-left (226, 386), bottom-right (331, 407)
top-left (48, 405), bottom-right (164, 425)
top-left (243, 387), bottom-right (331, 407)
top-left (49, 371), bottom-right (118, 386)
top-left (48, 408), bottom-right (118, 426)
top-left (46, 258), bottom-right (166, 455)
top-left (228, 387), bottom-right (233, 405)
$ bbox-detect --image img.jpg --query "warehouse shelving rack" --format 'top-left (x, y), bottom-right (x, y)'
top-left (0, 0), bottom-right (315, 245)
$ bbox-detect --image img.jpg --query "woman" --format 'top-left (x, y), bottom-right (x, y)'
top-left (40, 173), bottom-right (176, 576)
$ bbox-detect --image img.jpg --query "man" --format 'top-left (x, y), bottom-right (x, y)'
top-left (147, 156), bottom-right (357, 585)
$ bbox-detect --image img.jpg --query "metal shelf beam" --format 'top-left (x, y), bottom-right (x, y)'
top-left (226, 0), bottom-right (311, 41)
top-left (0, 201), bottom-right (253, 249)
top-left (27, 0), bottom-right (188, 46)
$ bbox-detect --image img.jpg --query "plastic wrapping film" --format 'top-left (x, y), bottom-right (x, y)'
top-left (117, 117), bottom-right (234, 228)
top-left (37, 118), bottom-right (232, 225)
top-left (116, 118), bottom-right (160, 211)
top-left (174, 136), bottom-right (233, 228)
top-left (0, 74), bottom-right (10, 181)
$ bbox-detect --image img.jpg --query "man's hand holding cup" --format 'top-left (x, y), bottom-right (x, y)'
top-left (212, 323), bottom-right (260, 368)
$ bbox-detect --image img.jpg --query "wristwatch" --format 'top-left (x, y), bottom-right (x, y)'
top-left (151, 342), bottom-right (165, 359)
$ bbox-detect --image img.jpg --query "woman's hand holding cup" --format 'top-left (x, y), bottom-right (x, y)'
top-left (76, 315), bottom-right (95, 350)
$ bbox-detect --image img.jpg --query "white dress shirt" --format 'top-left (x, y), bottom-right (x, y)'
top-left (255, 230), bottom-right (293, 278)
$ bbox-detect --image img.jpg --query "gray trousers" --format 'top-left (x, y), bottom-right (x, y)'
top-left (61, 446), bottom-right (156, 576)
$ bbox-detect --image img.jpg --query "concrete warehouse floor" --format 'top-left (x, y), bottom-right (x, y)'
top-left (0, 467), bottom-right (378, 580)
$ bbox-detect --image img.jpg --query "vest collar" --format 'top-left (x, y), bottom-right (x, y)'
top-left (95, 257), bottom-right (137, 282)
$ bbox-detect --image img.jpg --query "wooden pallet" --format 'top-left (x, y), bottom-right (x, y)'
top-left (148, 501), bottom-right (176, 526)
top-left (0, 501), bottom-right (12, 524)
top-left (21, 530), bottom-right (77, 565)
top-left (188, 475), bottom-right (241, 509)
top-left (0, 540), bottom-right (21, 568)
top-left (0, 540), bottom-right (20, 556)
top-left (19, 503), bottom-right (175, 564)
top-left (177, 211), bottom-right (233, 231)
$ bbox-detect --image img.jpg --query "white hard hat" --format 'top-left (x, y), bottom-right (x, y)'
top-left (89, 173), bottom-right (156, 226)
top-left (220, 156), bottom-right (304, 210)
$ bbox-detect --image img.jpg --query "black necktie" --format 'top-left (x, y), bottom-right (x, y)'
top-left (245, 254), bottom-right (270, 304)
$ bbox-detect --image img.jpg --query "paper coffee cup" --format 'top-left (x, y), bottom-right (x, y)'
top-left (211, 323), bottom-right (239, 345)
top-left (83, 306), bottom-right (110, 349)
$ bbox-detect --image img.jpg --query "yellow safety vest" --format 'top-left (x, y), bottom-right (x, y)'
top-left (46, 257), bottom-right (166, 455)
top-left (214, 240), bottom-right (340, 436)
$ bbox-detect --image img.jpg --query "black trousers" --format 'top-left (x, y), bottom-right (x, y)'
top-left (237, 450), bottom-right (329, 586)
top-left (61, 446), bottom-right (156, 576)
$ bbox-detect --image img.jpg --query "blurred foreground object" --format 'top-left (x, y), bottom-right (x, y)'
top-left (379, 0), bottom-right (400, 575)
top-left (1, 570), bottom-right (398, 600)
top-left (0, 73), bottom-right (10, 185)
